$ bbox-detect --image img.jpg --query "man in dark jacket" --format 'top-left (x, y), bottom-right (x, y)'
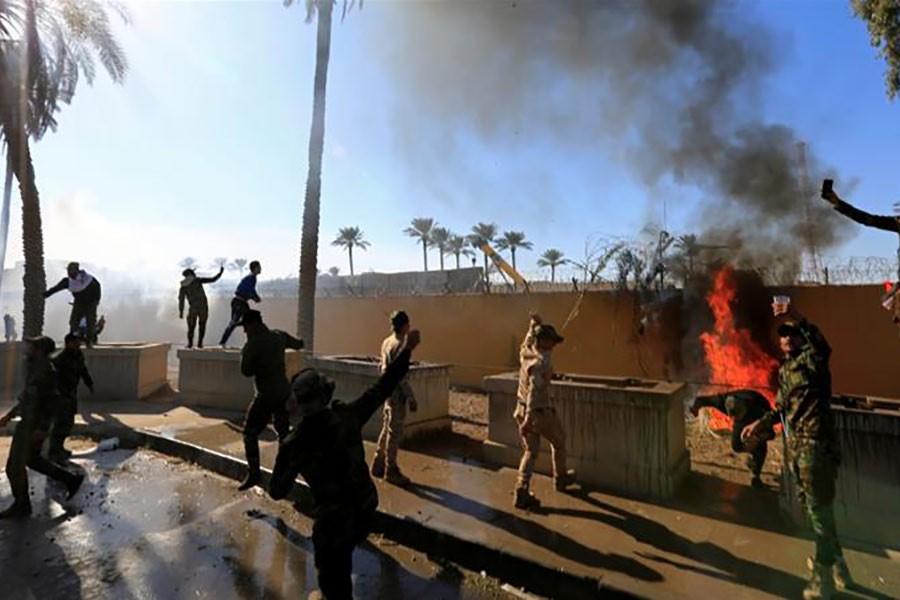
top-left (690, 389), bottom-right (774, 488)
top-left (47, 333), bottom-right (94, 461)
top-left (220, 260), bottom-right (261, 347)
top-left (0, 336), bottom-right (84, 518)
top-left (237, 309), bottom-right (304, 491)
top-left (179, 265), bottom-right (224, 348)
top-left (269, 329), bottom-right (421, 600)
top-left (44, 262), bottom-right (102, 347)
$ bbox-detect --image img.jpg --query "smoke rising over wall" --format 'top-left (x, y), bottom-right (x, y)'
top-left (373, 0), bottom-right (854, 269)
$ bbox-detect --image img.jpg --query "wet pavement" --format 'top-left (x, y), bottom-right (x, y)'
top-left (0, 440), bottom-right (515, 600)
top-left (4, 398), bottom-right (900, 600)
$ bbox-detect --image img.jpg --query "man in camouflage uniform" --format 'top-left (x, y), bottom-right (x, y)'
top-left (237, 309), bottom-right (304, 491)
top-left (371, 310), bottom-right (418, 486)
top-left (47, 333), bottom-right (94, 462)
top-left (513, 313), bottom-right (575, 510)
top-left (269, 330), bottom-right (421, 600)
top-left (690, 389), bottom-right (774, 488)
top-left (745, 304), bottom-right (850, 600)
top-left (0, 336), bottom-right (84, 518)
top-left (179, 264), bottom-right (224, 348)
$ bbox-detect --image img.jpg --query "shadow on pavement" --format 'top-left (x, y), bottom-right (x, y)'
top-left (408, 482), bottom-right (663, 583)
top-left (0, 512), bottom-right (82, 599)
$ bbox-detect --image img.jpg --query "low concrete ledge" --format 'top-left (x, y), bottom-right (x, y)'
top-left (79, 342), bottom-right (171, 402)
top-left (484, 372), bottom-right (690, 499)
top-left (176, 348), bottom-right (308, 412)
top-left (305, 355), bottom-right (453, 442)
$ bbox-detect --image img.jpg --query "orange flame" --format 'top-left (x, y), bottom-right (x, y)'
top-left (699, 266), bottom-right (777, 431)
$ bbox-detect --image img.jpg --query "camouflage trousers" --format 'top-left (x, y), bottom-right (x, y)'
top-left (374, 395), bottom-right (406, 468)
top-left (6, 419), bottom-right (77, 507)
top-left (48, 392), bottom-right (78, 457)
top-left (791, 440), bottom-right (844, 567)
top-left (312, 498), bottom-right (377, 600)
top-left (514, 404), bottom-right (567, 491)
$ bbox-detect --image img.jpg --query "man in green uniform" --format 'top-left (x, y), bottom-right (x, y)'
top-left (237, 309), bottom-right (304, 491)
top-left (690, 389), bottom-right (774, 488)
top-left (47, 333), bottom-right (94, 462)
top-left (0, 336), bottom-right (84, 518)
top-left (744, 302), bottom-right (851, 600)
top-left (269, 329), bottom-right (421, 600)
top-left (179, 264), bottom-right (224, 349)
top-left (371, 310), bottom-right (418, 486)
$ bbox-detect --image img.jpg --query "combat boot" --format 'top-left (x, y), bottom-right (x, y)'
top-left (384, 466), bottom-right (411, 487)
top-left (555, 469), bottom-right (577, 491)
top-left (803, 562), bottom-right (836, 600)
top-left (66, 472), bottom-right (85, 500)
top-left (514, 488), bottom-right (541, 510)
top-left (371, 452), bottom-right (386, 479)
top-left (806, 556), bottom-right (851, 591)
top-left (0, 502), bottom-right (32, 519)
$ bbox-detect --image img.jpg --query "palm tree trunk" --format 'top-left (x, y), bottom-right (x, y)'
top-left (439, 248), bottom-right (444, 271)
top-left (296, 0), bottom-right (334, 351)
top-left (551, 264), bottom-right (556, 283)
top-left (422, 239), bottom-right (428, 272)
top-left (0, 151), bottom-right (13, 297)
top-left (5, 123), bottom-right (46, 337)
top-left (511, 248), bottom-right (517, 271)
top-left (455, 252), bottom-right (460, 270)
top-left (348, 245), bottom-right (354, 277)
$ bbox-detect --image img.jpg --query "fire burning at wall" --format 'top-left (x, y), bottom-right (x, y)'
top-left (699, 266), bottom-right (778, 431)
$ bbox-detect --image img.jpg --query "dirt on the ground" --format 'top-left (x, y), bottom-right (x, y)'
top-left (449, 390), bottom-right (785, 490)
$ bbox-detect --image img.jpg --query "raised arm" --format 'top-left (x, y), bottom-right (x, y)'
top-left (519, 313), bottom-right (540, 362)
top-left (280, 332), bottom-right (305, 351)
top-left (350, 331), bottom-right (420, 425)
top-left (823, 190), bottom-right (899, 233)
top-left (199, 267), bottom-right (224, 284)
top-left (44, 278), bottom-right (69, 298)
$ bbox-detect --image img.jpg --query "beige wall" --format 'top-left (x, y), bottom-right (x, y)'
top-left (251, 284), bottom-right (900, 399)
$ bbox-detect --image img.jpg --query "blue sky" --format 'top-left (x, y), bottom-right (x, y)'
top-left (5, 0), bottom-right (900, 284)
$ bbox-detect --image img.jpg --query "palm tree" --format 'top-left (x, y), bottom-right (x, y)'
top-left (495, 230), bottom-right (533, 272)
top-left (429, 226), bottom-right (451, 271)
top-left (1, 2), bottom-right (128, 336)
top-left (179, 257), bottom-right (200, 271)
top-left (0, 152), bottom-right (12, 296)
top-left (445, 234), bottom-right (474, 269)
top-left (331, 226), bottom-right (369, 276)
top-left (286, 0), bottom-right (359, 351)
top-left (404, 217), bottom-right (435, 272)
top-left (327, 266), bottom-right (340, 277)
top-left (229, 258), bottom-right (248, 277)
top-left (468, 222), bottom-right (498, 282)
top-left (537, 249), bottom-right (567, 283)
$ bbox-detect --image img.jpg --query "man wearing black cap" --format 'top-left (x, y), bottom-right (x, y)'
top-left (744, 301), bottom-right (849, 599)
top-left (269, 329), bottom-right (421, 600)
top-left (690, 389), bottom-right (774, 488)
top-left (179, 264), bottom-right (224, 348)
top-left (220, 260), bottom-right (262, 347)
top-left (44, 262), bottom-right (102, 346)
top-left (0, 336), bottom-right (84, 518)
top-left (513, 313), bottom-right (576, 510)
top-left (236, 309), bottom-right (304, 491)
top-left (47, 333), bottom-right (94, 462)
top-left (371, 310), bottom-right (418, 486)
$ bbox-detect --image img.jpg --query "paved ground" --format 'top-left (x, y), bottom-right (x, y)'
top-left (0, 439), bottom-right (516, 600)
top-left (2, 397), bottom-right (899, 600)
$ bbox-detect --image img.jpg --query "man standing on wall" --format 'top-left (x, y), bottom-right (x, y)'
top-left (179, 264), bottom-right (224, 348)
top-left (44, 262), bottom-right (102, 347)
top-left (371, 310), bottom-right (418, 487)
top-left (513, 313), bottom-right (575, 510)
top-left (237, 309), bottom-right (304, 491)
top-left (744, 300), bottom-right (851, 600)
top-left (220, 260), bottom-right (262, 347)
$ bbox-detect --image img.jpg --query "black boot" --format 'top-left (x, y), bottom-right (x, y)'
top-left (66, 472), bottom-right (85, 500)
top-left (0, 502), bottom-right (32, 519)
top-left (238, 436), bottom-right (261, 491)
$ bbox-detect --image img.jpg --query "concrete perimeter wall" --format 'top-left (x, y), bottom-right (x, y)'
top-left (240, 284), bottom-right (900, 398)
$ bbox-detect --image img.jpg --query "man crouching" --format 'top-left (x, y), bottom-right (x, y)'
top-left (268, 330), bottom-right (421, 600)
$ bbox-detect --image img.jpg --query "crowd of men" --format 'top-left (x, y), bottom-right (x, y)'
top-left (0, 179), bottom-right (885, 599)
